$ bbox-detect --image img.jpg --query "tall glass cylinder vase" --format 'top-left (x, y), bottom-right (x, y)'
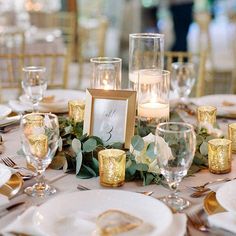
top-left (129, 33), bottom-right (164, 91)
top-left (90, 57), bottom-right (122, 90)
top-left (138, 70), bottom-right (170, 134)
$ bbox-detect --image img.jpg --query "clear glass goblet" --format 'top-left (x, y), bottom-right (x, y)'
top-left (171, 62), bottom-right (195, 102)
top-left (21, 113), bottom-right (59, 197)
top-left (155, 122), bottom-right (196, 211)
top-left (22, 66), bottom-right (47, 112)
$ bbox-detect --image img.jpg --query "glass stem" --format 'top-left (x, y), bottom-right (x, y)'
top-left (168, 182), bottom-right (179, 198)
top-left (35, 165), bottom-right (46, 191)
top-left (32, 102), bottom-right (39, 112)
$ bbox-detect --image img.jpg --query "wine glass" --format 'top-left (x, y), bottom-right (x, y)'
top-left (21, 113), bottom-right (59, 197)
top-left (171, 62), bottom-right (195, 102)
top-left (155, 122), bottom-right (196, 211)
top-left (22, 66), bottom-right (47, 112)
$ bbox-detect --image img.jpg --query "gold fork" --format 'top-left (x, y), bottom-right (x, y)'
top-left (188, 209), bottom-right (235, 235)
top-left (1, 157), bottom-right (35, 179)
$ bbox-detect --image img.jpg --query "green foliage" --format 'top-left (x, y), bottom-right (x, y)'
top-left (51, 114), bottom-right (223, 186)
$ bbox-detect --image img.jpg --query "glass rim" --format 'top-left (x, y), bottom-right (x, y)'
top-left (22, 112), bottom-right (58, 120)
top-left (129, 33), bottom-right (164, 39)
top-left (22, 66), bottom-right (46, 72)
top-left (208, 138), bottom-right (232, 146)
top-left (156, 122), bottom-right (194, 134)
top-left (90, 57), bottom-right (122, 64)
top-left (171, 62), bottom-right (195, 68)
top-left (98, 149), bottom-right (126, 156)
top-left (139, 69), bottom-right (170, 76)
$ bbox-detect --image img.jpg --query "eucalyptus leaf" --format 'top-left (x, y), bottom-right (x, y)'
top-left (72, 138), bottom-right (81, 153)
top-left (17, 149), bottom-right (24, 156)
top-left (146, 142), bottom-right (156, 160)
top-left (196, 135), bottom-right (204, 146)
top-left (110, 142), bottom-right (124, 149)
top-left (200, 142), bottom-right (208, 156)
top-left (65, 125), bottom-right (72, 134)
top-left (134, 163), bottom-right (149, 172)
top-left (77, 165), bottom-right (94, 179)
top-left (76, 151), bottom-right (83, 175)
top-left (143, 173), bottom-right (155, 185)
top-left (50, 152), bottom-right (66, 169)
top-left (58, 137), bottom-right (63, 151)
top-left (83, 138), bottom-right (97, 152)
top-left (126, 159), bottom-right (132, 169)
top-left (91, 157), bottom-right (99, 175)
top-left (83, 164), bottom-right (97, 177)
top-left (131, 135), bottom-right (144, 151)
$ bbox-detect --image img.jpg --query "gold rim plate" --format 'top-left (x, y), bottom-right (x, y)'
top-left (204, 191), bottom-right (226, 215)
top-left (0, 173), bottom-right (23, 198)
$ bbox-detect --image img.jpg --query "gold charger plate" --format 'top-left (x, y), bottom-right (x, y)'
top-left (204, 191), bottom-right (226, 215)
top-left (0, 173), bottom-right (23, 198)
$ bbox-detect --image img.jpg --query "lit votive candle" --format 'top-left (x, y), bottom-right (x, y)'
top-left (24, 114), bottom-right (44, 137)
top-left (197, 106), bottom-right (216, 125)
top-left (138, 102), bottom-right (169, 119)
top-left (208, 138), bottom-right (232, 174)
top-left (98, 149), bottom-right (126, 187)
top-left (28, 134), bottom-right (48, 159)
top-left (68, 100), bottom-right (85, 123)
top-left (228, 123), bottom-right (236, 153)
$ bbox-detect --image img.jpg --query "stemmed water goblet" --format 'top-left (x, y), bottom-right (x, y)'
top-left (21, 113), bottom-right (59, 197)
top-left (22, 66), bottom-right (47, 112)
top-left (155, 122), bottom-right (196, 211)
top-left (171, 62), bottom-right (195, 103)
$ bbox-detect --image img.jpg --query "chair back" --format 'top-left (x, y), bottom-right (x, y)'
top-left (0, 31), bottom-right (25, 54)
top-left (28, 11), bottom-right (76, 60)
top-left (77, 17), bottom-right (108, 82)
top-left (0, 52), bottom-right (69, 102)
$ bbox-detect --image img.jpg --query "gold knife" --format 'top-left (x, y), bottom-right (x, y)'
top-left (0, 202), bottom-right (25, 218)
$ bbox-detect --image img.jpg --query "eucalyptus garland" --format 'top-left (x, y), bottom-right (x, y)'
top-left (50, 113), bottom-right (223, 185)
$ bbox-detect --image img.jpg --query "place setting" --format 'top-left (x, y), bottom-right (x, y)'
top-left (0, 7), bottom-right (236, 234)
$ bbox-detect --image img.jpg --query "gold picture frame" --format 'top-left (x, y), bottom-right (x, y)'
top-left (83, 89), bottom-right (136, 149)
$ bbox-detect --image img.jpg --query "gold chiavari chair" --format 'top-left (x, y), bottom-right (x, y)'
top-left (28, 11), bottom-right (76, 61)
top-left (0, 31), bottom-right (25, 55)
top-left (164, 51), bottom-right (207, 97)
top-left (0, 53), bottom-right (69, 102)
top-left (77, 17), bottom-right (109, 86)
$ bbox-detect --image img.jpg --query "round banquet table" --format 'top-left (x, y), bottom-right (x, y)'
top-left (0, 108), bottom-right (236, 236)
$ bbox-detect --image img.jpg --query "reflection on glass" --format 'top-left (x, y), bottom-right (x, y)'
top-left (21, 113), bottom-right (59, 197)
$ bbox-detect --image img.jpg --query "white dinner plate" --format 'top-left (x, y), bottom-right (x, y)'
top-left (19, 89), bottom-right (85, 113)
top-left (0, 105), bottom-right (12, 119)
top-left (0, 164), bottom-right (12, 188)
top-left (216, 179), bottom-right (236, 213)
top-left (193, 94), bottom-right (236, 117)
top-left (33, 190), bottom-right (173, 236)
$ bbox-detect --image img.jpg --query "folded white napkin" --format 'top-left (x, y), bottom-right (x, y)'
top-left (9, 100), bottom-right (67, 113)
top-left (8, 100), bottom-right (32, 113)
top-left (208, 212), bottom-right (236, 234)
top-left (1, 208), bottom-right (186, 236)
top-left (0, 164), bottom-right (12, 188)
top-left (0, 194), bottom-right (9, 207)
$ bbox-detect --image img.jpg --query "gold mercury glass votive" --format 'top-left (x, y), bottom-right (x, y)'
top-left (98, 149), bottom-right (126, 187)
top-left (28, 134), bottom-right (48, 159)
top-left (228, 123), bottom-right (236, 153)
top-left (68, 100), bottom-right (85, 123)
top-left (24, 114), bottom-right (44, 137)
top-left (197, 105), bottom-right (217, 125)
top-left (208, 139), bottom-right (232, 174)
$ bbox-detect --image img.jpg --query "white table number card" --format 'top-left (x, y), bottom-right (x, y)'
top-left (83, 89), bottom-right (136, 148)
